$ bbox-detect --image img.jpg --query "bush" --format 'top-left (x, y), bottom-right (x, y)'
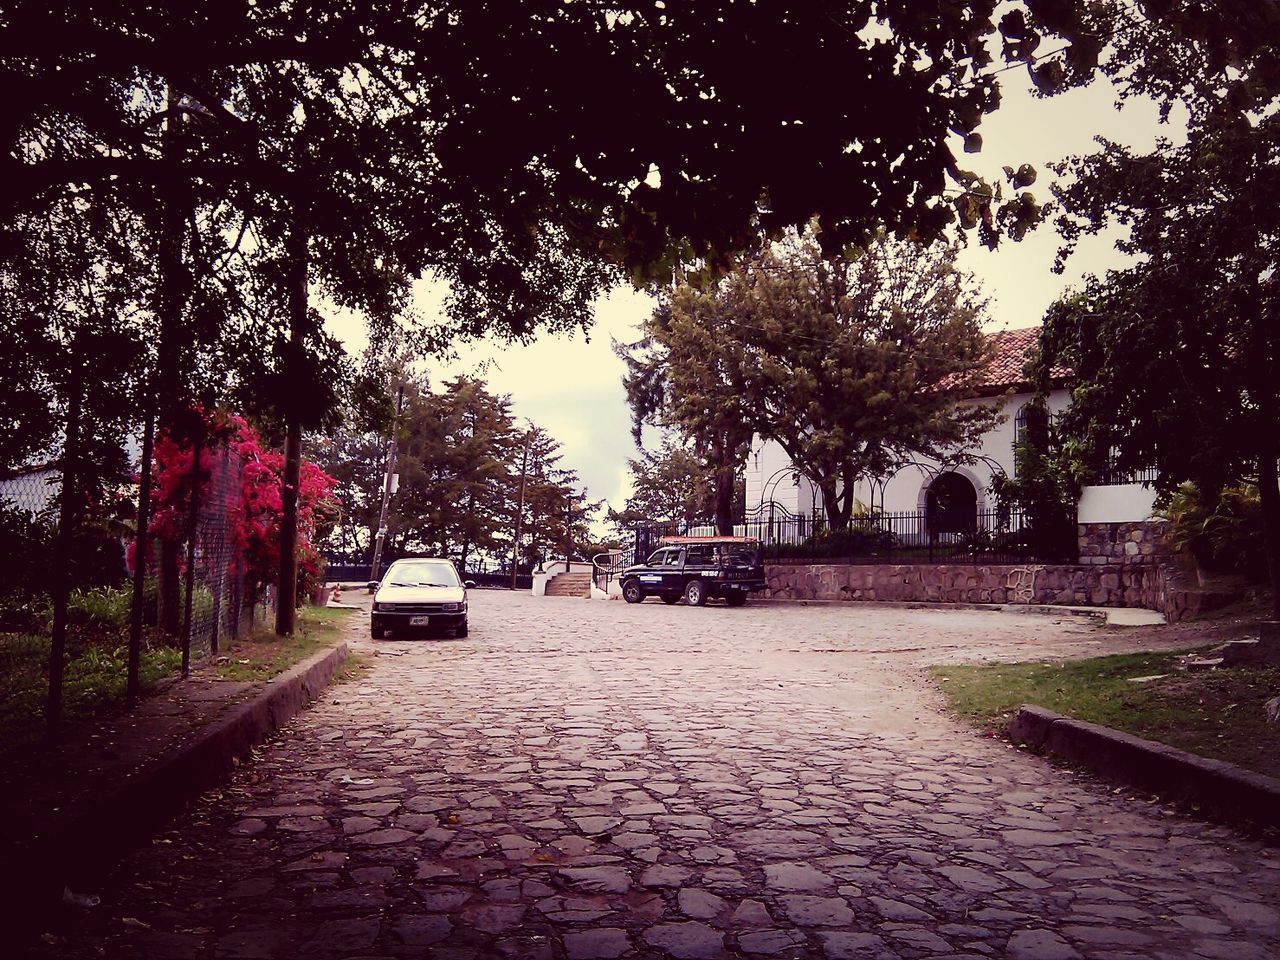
top-left (66, 585), bottom-right (133, 635)
top-left (1162, 482), bottom-right (1266, 579)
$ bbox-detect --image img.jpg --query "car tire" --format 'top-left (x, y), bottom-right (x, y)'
top-left (725, 592), bottom-right (747, 607)
top-left (622, 580), bottom-right (645, 604)
top-left (684, 579), bottom-right (707, 607)
top-left (370, 626), bottom-right (381, 638)
top-left (660, 595), bottom-right (679, 605)
top-left (457, 622), bottom-right (468, 638)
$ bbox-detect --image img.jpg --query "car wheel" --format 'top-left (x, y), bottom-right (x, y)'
top-left (660, 595), bottom-right (679, 605)
top-left (684, 579), bottom-right (707, 607)
top-left (622, 580), bottom-right (645, 604)
top-left (370, 626), bottom-right (381, 638)
top-left (725, 592), bottom-right (747, 607)
top-left (457, 622), bottom-right (468, 638)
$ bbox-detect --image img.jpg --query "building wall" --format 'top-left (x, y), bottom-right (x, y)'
top-left (1078, 483), bottom-right (1158, 524)
top-left (744, 437), bottom-right (820, 518)
top-left (0, 468), bottom-right (60, 514)
top-left (747, 387), bottom-right (1076, 520)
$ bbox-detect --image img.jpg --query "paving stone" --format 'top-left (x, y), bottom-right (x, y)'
top-left (763, 861), bottom-right (833, 892)
top-left (642, 921), bottom-right (725, 959)
top-left (1006, 929), bottom-right (1083, 960)
top-left (677, 887), bottom-right (728, 919)
top-left (777, 895), bottom-right (855, 926)
top-left (390, 913), bottom-right (453, 946)
top-left (563, 927), bottom-right (632, 959)
top-left (870, 896), bottom-right (933, 921)
top-left (557, 865), bottom-right (632, 894)
top-left (640, 864), bottom-right (691, 888)
top-left (817, 931), bottom-right (895, 959)
top-left (738, 928), bottom-right (807, 954)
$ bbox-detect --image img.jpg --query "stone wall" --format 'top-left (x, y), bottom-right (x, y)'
top-left (1077, 520), bottom-right (1174, 566)
top-left (762, 562), bottom-right (1164, 608)
top-left (759, 519), bottom-right (1244, 621)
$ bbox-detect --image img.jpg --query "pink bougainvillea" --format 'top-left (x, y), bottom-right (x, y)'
top-left (144, 407), bottom-right (340, 605)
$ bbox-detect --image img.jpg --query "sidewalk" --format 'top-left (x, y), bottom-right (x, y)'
top-left (0, 597), bottom-right (366, 938)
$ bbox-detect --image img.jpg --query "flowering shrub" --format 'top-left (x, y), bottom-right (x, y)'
top-left (143, 407), bottom-right (340, 606)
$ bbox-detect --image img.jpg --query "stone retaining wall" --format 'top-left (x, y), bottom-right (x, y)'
top-left (1077, 519), bottom-right (1174, 566)
top-left (762, 562), bottom-right (1164, 609)
top-left (759, 519), bottom-right (1242, 621)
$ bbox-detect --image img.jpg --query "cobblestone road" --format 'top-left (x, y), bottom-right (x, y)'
top-left (39, 593), bottom-right (1280, 960)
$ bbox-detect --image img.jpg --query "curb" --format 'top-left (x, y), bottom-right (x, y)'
top-left (8, 640), bottom-right (349, 932)
top-left (755, 597), bottom-right (1109, 622)
top-left (1008, 704), bottom-right (1280, 830)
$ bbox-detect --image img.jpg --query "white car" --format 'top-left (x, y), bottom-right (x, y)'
top-left (370, 558), bottom-right (473, 638)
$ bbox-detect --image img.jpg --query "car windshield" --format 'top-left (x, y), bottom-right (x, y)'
top-left (386, 561), bottom-right (461, 587)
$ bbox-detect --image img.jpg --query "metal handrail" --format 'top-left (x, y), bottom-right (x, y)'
top-left (591, 549), bottom-right (632, 594)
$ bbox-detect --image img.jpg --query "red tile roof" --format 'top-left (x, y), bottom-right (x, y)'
top-left (971, 326), bottom-right (1071, 394)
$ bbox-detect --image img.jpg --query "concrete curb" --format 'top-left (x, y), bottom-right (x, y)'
top-left (755, 597), bottom-right (1110, 622)
top-left (1008, 704), bottom-right (1280, 830)
top-left (9, 640), bottom-right (349, 930)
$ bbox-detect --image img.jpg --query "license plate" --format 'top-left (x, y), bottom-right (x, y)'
top-left (410, 615), bottom-right (430, 626)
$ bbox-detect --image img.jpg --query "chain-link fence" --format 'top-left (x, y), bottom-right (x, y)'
top-left (134, 444), bottom-right (275, 665)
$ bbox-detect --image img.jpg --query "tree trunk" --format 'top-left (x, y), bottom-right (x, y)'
top-left (155, 80), bottom-right (189, 638)
top-left (126, 409), bottom-right (155, 704)
top-left (275, 211), bottom-right (308, 637)
top-left (1258, 444), bottom-right (1280, 620)
top-left (837, 461), bottom-right (856, 529)
top-left (714, 466), bottom-right (735, 535)
top-left (46, 366), bottom-right (83, 735)
top-left (819, 478), bottom-right (843, 530)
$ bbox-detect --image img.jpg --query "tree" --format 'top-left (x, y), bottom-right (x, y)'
top-left (624, 233), bottom-right (999, 532)
top-left (389, 377), bottom-right (519, 570)
top-left (618, 294), bottom-right (756, 535)
top-left (1035, 1), bottom-right (1280, 616)
top-left (989, 398), bottom-right (1080, 561)
top-left (611, 438), bottom-right (720, 532)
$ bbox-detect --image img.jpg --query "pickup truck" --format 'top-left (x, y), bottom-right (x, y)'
top-left (619, 535), bottom-right (766, 607)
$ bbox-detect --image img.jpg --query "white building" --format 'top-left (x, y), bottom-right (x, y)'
top-left (0, 462), bottom-right (60, 515)
top-left (744, 326), bottom-right (1157, 529)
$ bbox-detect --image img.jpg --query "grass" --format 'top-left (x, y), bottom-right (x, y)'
top-left (0, 599), bottom-right (354, 755)
top-left (932, 652), bottom-right (1280, 781)
top-left (0, 632), bottom-right (181, 756)
top-left (212, 605), bottom-right (353, 682)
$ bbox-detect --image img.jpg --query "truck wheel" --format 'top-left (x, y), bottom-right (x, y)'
top-left (684, 579), bottom-right (707, 607)
top-left (726, 593), bottom-right (747, 607)
top-left (622, 580), bottom-right (645, 604)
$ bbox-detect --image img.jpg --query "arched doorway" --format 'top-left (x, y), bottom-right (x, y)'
top-left (926, 472), bottom-right (978, 536)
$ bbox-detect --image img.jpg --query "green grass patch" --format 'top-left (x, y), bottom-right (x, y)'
top-left (0, 632), bottom-right (181, 756)
top-left (213, 605), bottom-right (353, 682)
top-left (932, 652), bottom-right (1280, 780)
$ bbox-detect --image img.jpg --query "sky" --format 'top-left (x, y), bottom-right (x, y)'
top-left (325, 64), bottom-right (1179, 523)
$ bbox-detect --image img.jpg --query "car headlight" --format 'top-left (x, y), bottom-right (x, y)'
top-left (375, 602), bottom-right (394, 612)
top-left (441, 602), bottom-right (461, 612)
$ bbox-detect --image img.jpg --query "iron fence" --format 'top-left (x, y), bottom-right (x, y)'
top-left (635, 502), bottom-right (1075, 566)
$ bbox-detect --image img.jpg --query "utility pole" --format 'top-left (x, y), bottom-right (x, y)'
top-left (369, 383), bottom-right (405, 587)
top-left (510, 427), bottom-right (533, 590)
top-left (275, 206), bottom-right (308, 637)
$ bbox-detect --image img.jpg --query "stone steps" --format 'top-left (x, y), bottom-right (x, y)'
top-left (544, 572), bottom-right (592, 598)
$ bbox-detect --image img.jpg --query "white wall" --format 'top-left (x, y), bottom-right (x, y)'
top-left (745, 436), bottom-right (820, 517)
top-left (1078, 483), bottom-right (1158, 524)
top-left (0, 468), bottom-right (59, 514)
top-left (746, 388), bottom-right (1074, 521)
